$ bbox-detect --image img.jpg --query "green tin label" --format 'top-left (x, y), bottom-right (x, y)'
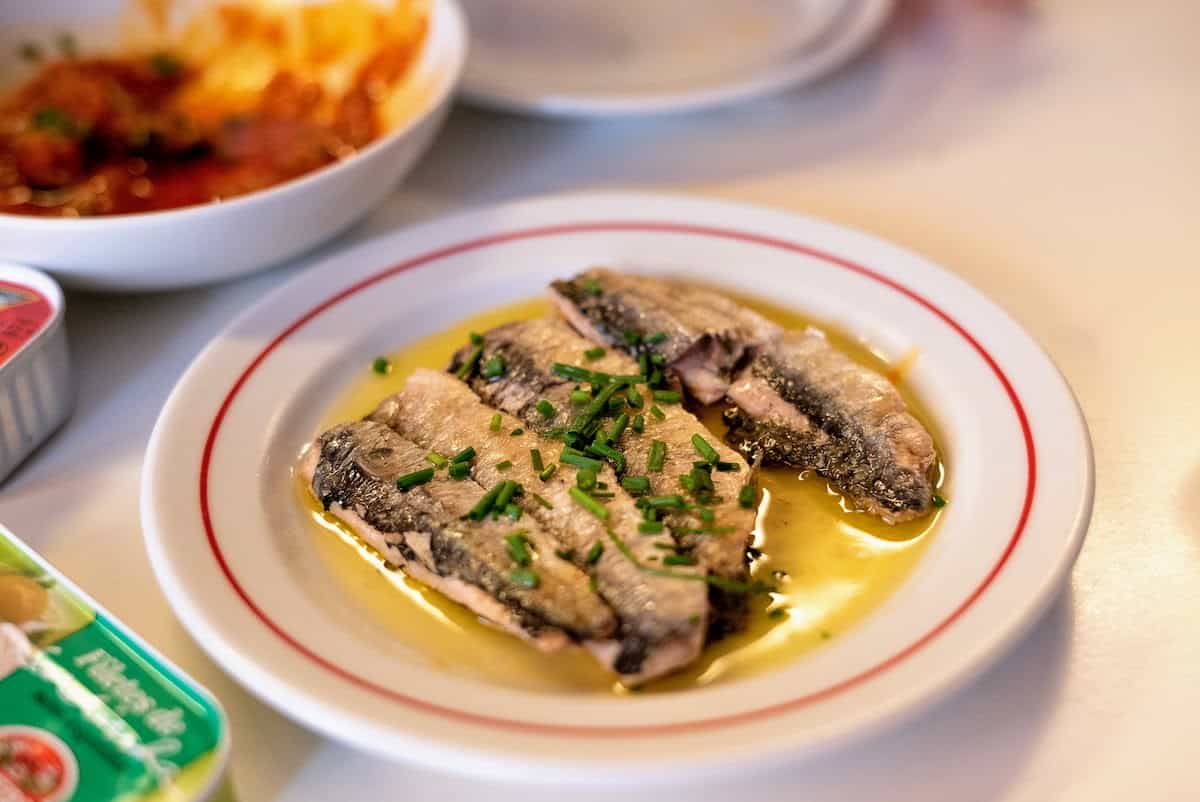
top-left (0, 528), bottom-right (226, 801)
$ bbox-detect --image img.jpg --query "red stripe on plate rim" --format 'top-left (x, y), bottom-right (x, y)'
top-left (197, 221), bottom-right (1037, 737)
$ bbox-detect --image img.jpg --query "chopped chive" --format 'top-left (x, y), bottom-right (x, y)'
top-left (505, 531), bottom-right (532, 565)
top-left (510, 427), bottom-right (524, 436)
top-left (604, 530), bottom-right (774, 595)
top-left (532, 492), bottom-right (554, 509)
top-left (768, 607), bottom-right (787, 620)
top-left (625, 385), bottom-right (644, 409)
top-left (451, 446), bottom-right (476, 464)
top-left (509, 567), bottom-right (540, 589)
top-left (638, 521), bottom-right (664, 534)
top-left (691, 461), bottom-right (714, 471)
top-left (650, 353), bottom-right (666, 366)
top-left (576, 469), bottom-right (598, 491)
top-left (715, 460), bottom-right (740, 472)
top-left (470, 331), bottom-right (484, 345)
top-left (495, 480), bottom-right (520, 509)
top-left (588, 576), bottom-right (599, 593)
top-left (554, 548), bottom-right (574, 561)
top-left (663, 554), bottom-right (697, 566)
top-left (608, 413), bottom-right (630, 441)
top-left (649, 369), bottom-right (664, 386)
top-left (560, 451), bottom-right (603, 472)
top-left (395, 467), bottom-right (434, 490)
top-left (551, 363), bottom-right (596, 383)
top-left (584, 346), bottom-right (606, 360)
top-left (653, 390), bottom-right (682, 404)
top-left (606, 395), bottom-right (626, 414)
top-left (570, 389), bottom-right (591, 405)
top-left (425, 451), bottom-right (448, 468)
top-left (586, 442), bottom-right (626, 472)
top-left (679, 474), bottom-right (697, 493)
top-left (589, 491), bottom-right (616, 499)
top-left (505, 503), bottom-right (522, 521)
top-left (489, 413), bottom-right (502, 432)
top-left (623, 330), bottom-right (642, 346)
top-left (632, 414), bottom-right (645, 433)
top-left (621, 475), bottom-right (651, 494)
top-left (569, 382), bottom-right (622, 436)
top-left (371, 356), bottom-right (391, 374)
top-left (650, 405), bottom-right (666, 420)
top-left (644, 494), bottom-right (686, 509)
top-left (536, 399), bottom-right (556, 419)
top-left (691, 434), bottom-right (719, 464)
top-left (569, 486), bottom-right (610, 520)
top-left (585, 541), bottom-right (604, 564)
top-left (647, 440), bottom-right (667, 473)
top-left (691, 467), bottom-right (714, 493)
top-left (695, 506), bottom-right (715, 523)
top-left (455, 345), bottom-right (483, 379)
top-left (583, 278), bottom-right (603, 296)
top-left (739, 483), bottom-right (757, 509)
top-left (483, 354), bottom-right (506, 378)
top-left (448, 462), bottom-right (470, 480)
top-left (495, 460), bottom-right (513, 472)
top-left (646, 331), bottom-right (668, 345)
top-left (638, 352), bottom-right (650, 378)
top-left (468, 483), bottom-right (505, 520)
top-left (530, 449), bottom-right (545, 472)
top-left (932, 494), bottom-right (947, 508)
top-left (539, 463), bottom-right (558, 482)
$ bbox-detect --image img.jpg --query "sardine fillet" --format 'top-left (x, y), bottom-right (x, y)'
top-left (450, 318), bottom-right (756, 636)
top-left (369, 369), bottom-right (708, 683)
top-left (301, 421), bottom-right (615, 650)
top-left (551, 268), bottom-right (780, 404)
top-left (724, 329), bottom-right (936, 522)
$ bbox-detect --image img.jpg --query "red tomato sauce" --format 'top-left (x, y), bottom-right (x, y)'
top-left (0, 41), bottom-right (419, 217)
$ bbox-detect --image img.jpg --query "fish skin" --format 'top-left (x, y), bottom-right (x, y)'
top-left (303, 420), bottom-right (615, 648)
top-left (368, 369), bottom-right (708, 682)
top-left (451, 317), bottom-right (756, 636)
top-left (724, 328), bottom-right (937, 523)
top-left (550, 268), bottom-right (780, 404)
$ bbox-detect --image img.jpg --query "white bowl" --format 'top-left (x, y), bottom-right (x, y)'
top-left (0, 0), bottom-right (467, 292)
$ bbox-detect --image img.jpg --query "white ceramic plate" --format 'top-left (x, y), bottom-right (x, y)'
top-left (141, 192), bottom-right (1093, 782)
top-left (0, 0), bottom-right (466, 292)
top-left (458, 0), bottom-right (893, 117)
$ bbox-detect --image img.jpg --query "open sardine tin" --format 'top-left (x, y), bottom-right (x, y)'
top-left (0, 525), bottom-right (229, 802)
top-left (0, 264), bottom-right (72, 484)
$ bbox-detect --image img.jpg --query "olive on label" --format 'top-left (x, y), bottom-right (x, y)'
top-left (0, 573), bottom-right (49, 624)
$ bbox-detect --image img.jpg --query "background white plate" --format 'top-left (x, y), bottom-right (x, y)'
top-left (141, 192), bottom-right (1092, 782)
top-left (458, 0), bottom-right (894, 117)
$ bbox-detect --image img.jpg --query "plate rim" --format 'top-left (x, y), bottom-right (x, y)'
top-left (457, 0), bottom-right (895, 117)
top-left (141, 190), bottom-right (1093, 779)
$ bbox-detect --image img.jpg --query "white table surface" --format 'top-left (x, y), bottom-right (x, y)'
top-left (3, 1), bottom-right (1198, 799)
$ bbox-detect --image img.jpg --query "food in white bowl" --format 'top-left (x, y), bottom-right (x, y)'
top-left (0, 0), bottom-right (466, 291)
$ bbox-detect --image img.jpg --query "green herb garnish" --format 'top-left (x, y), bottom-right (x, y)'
top-left (425, 451), bottom-right (448, 468)
top-left (647, 440), bottom-right (666, 473)
top-left (620, 475), bottom-right (650, 494)
top-left (395, 467), bottom-right (434, 490)
top-left (455, 345), bottom-right (483, 379)
top-left (451, 446), bottom-right (476, 464)
top-left (536, 399), bottom-right (556, 419)
top-left (932, 494), bottom-right (947, 508)
top-left (505, 531), bottom-right (531, 565)
top-left (482, 354), bottom-right (506, 379)
top-left (652, 390), bottom-right (681, 404)
top-left (584, 346), bottom-right (606, 360)
top-left (738, 483), bottom-right (757, 509)
top-left (585, 541), bottom-right (604, 564)
top-left (691, 434), bottom-right (719, 465)
top-left (509, 568), bottom-right (540, 589)
top-left (489, 413), bottom-right (502, 432)
top-left (569, 486), bottom-right (609, 520)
